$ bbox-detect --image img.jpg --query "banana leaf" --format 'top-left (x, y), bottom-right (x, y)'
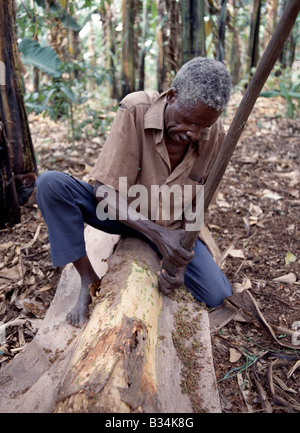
top-left (19, 38), bottom-right (62, 78)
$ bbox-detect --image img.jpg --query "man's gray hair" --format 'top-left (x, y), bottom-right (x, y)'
top-left (172, 57), bottom-right (232, 111)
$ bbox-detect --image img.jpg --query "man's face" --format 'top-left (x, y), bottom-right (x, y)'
top-left (164, 89), bottom-right (222, 146)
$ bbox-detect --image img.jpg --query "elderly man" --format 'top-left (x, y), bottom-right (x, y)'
top-left (36, 57), bottom-right (233, 327)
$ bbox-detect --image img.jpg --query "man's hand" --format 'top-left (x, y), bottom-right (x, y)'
top-left (153, 227), bottom-right (194, 268)
top-left (158, 265), bottom-right (186, 296)
top-left (94, 181), bottom-right (194, 295)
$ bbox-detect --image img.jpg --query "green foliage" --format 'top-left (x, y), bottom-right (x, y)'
top-left (19, 38), bottom-right (62, 78)
top-left (24, 59), bottom-right (116, 142)
top-left (259, 68), bottom-right (300, 119)
top-left (24, 80), bottom-right (71, 119)
top-left (15, 0), bottom-right (299, 144)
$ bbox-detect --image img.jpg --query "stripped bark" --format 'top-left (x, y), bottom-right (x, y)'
top-left (55, 238), bottom-right (163, 412)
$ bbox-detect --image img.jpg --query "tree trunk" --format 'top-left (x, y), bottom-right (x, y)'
top-left (100, 2), bottom-right (118, 99)
top-left (181, 0), bottom-right (206, 64)
top-left (156, 0), bottom-right (181, 93)
top-left (121, 0), bottom-right (138, 98)
top-left (229, 0), bottom-right (241, 86)
top-left (0, 120), bottom-right (20, 228)
top-left (262, 0), bottom-right (278, 52)
top-left (138, 0), bottom-right (148, 91)
top-left (0, 0), bottom-right (37, 224)
top-left (216, 0), bottom-right (227, 62)
top-left (247, 0), bottom-right (262, 74)
top-left (278, 0), bottom-right (297, 68)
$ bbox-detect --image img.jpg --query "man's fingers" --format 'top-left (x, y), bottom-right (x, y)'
top-left (166, 249), bottom-right (193, 268)
top-left (157, 268), bottom-right (185, 296)
top-left (157, 270), bottom-right (173, 293)
top-left (158, 229), bottom-right (195, 268)
top-left (178, 246), bottom-right (194, 264)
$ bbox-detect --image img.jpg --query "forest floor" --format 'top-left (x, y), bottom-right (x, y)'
top-left (0, 91), bottom-right (299, 413)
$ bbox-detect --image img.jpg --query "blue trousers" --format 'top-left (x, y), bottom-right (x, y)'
top-left (36, 171), bottom-right (232, 307)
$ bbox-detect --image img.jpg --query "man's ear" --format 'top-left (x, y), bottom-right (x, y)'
top-left (166, 88), bottom-right (177, 104)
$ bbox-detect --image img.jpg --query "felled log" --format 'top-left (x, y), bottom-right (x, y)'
top-left (54, 235), bottom-right (220, 413)
top-left (0, 228), bottom-right (220, 413)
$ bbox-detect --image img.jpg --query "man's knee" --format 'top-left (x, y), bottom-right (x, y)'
top-left (36, 171), bottom-right (66, 191)
top-left (184, 263), bottom-right (232, 308)
top-left (204, 282), bottom-right (232, 308)
top-left (36, 171), bottom-right (68, 203)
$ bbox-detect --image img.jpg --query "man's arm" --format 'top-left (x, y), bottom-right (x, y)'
top-left (93, 180), bottom-right (194, 293)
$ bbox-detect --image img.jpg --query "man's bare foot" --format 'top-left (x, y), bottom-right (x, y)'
top-left (67, 255), bottom-right (100, 327)
top-left (66, 283), bottom-right (92, 327)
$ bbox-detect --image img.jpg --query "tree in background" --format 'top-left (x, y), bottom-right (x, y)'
top-left (181, 0), bottom-right (206, 63)
top-left (247, 0), bottom-right (262, 74)
top-left (100, 0), bottom-right (119, 99)
top-left (121, 0), bottom-right (138, 97)
top-left (216, 0), bottom-right (227, 62)
top-left (0, 0), bottom-right (37, 229)
top-left (16, 0), bottom-right (300, 106)
top-left (157, 0), bottom-right (181, 92)
top-left (228, 0), bottom-right (241, 86)
top-left (278, 0), bottom-right (298, 67)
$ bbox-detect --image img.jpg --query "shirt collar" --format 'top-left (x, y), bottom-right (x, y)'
top-left (144, 92), bottom-right (167, 131)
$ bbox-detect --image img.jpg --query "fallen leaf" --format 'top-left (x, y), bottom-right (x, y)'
top-left (14, 298), bottom-right (45, 318)
top-left (217, 192), bottom-right (231, 208)
top-left (278, 314), bottom-right (288, 329)
top-left (273, 273), bottom-right (296, 284)
top-left (229, 249), bottom-right (245, 259)
top-left (37, 285), bottom-right (52, 293)
top-left (249, 203), bottom-right (263, 217)
top-left (0, 264), bottom-right (22, 282)
top-left (229, 348), bottom-right (242, 363)
top-left (262, 189), bottom-right (283, 200)
top-left (285, 252), bottom-right (297, 266)
top-left (286, 188), bottom-right (299, 199)
top-left (218, 200), bottom-right (231, 208)
top-left (234, 277), bottom-right (252, 293)
top-left (287, 360), bottom-right (300, 379)
top-left (286, 224), bottom-right (295, 234)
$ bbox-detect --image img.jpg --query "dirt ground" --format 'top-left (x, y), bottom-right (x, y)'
top-left (0, 91), bottom-right (299, 413)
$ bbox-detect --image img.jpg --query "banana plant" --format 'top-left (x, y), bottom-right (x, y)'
top-left (259, 71), bottom-right (300, 119)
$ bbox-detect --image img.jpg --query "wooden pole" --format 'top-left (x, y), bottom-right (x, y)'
top-left (162, 0), bottom-right (300, 277)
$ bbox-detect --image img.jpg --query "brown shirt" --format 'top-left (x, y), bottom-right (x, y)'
top-left (90, 91), bottom-right (225, 229)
